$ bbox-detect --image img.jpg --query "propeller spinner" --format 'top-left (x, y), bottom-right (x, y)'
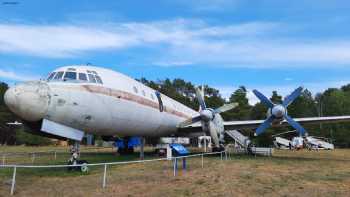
top-left (180, 87), bottom-right (238, 148)
top-left (253, 87), bottom-right (306, 136)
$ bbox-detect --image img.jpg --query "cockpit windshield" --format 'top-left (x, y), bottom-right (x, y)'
top-left (54, 72), bottom-right (64, 80)
top-left (47, 69), bottom-right (103, 84)
top-left (63, 72), bottom-right (77, 81)
top-left (47, 72), bottom-right (56, 81)
top-left (79, 73), bottom-right (88, 81)
top-left (88, 74), bottom-right (97, 83)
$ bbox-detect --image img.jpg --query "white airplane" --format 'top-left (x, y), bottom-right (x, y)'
top-left (273, 130), bottom-right (335, 150)
top-left (4, 65), bottom-right (350, 151)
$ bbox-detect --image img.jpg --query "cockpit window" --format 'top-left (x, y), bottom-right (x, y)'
top-left (78, 73), bottom-right (88, 81)
top-left (88, 74), bottom-right (97, 83)
top-left (63, 72), bottom-right (77, 81)
top-left (47, 72), bottom-right (56, 81)
top-left (54, 71), bottom-right (64, 80)
top-left (95, 75), bottom-right (103, 84)
top-left (47, 69), bottom-right (102, 84)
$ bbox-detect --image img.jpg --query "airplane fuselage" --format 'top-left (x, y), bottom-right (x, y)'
top-left (4, 65), bottom-right (200, 138)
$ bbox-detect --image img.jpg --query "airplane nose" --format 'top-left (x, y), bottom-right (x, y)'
top-left (4, 81), bottom-right (50, 122)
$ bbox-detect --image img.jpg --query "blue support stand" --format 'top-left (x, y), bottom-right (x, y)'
top-left (182, 158), bottom-right (186, 170)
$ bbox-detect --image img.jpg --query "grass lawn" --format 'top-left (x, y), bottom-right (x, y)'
top-left (0, 147), bottom-right (350, 197)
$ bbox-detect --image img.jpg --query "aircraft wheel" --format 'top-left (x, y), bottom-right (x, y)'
top-left (80, 161), bottom-right (89, 173)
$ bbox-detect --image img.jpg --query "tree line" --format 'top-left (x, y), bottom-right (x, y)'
top-left (1, 79), bottom-right (350, 147)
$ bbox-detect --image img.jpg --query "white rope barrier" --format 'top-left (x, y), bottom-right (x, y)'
top-left (0, 151), bottom-right (224, 168)
top-left (0, 151), bottom-right (226, 195)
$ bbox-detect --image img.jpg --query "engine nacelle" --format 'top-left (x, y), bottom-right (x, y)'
top-left (201, 113), bottom-right (225, 146)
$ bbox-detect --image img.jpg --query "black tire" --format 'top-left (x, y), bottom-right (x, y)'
top-left (78, 160), bottom-right (89, 173)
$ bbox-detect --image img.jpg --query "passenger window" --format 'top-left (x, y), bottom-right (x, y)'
top-left (63, 72), bottom-right (77, 81)
top-left (47, 72), bottom-right (56, 81)
top-left (133, 86), bottom-right (138, 93)
top-left (79, 73), bottom-right (88, 81)
top-left (54, 71), bottom-right (64, 80)
top-left (88, 74), bottom-right (97, 83)
top-left (95, 75), bottom-right (103, 84)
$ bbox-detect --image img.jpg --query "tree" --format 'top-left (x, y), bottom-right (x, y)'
top-left (288, 89), bottom-right (317, 118)
top-left (270, 91), bottom-right (282, 104)
top-left (223, 86), bottom-right (252, 120)
top-left (0, 82), bottom-right (18, 144)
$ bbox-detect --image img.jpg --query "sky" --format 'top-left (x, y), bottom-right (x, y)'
top-left (1, 0), bottom-right (350, 104)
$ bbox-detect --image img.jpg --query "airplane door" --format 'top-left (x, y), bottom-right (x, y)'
top-left (154, 91), bottom-right (177, 135)
top-left (155, 91), bottom-right (164, 112)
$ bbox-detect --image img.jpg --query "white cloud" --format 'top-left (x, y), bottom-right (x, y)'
top-left (0, 69), bottom-right (39, 81)
top-left (1, 20), bottom-right (350, 68)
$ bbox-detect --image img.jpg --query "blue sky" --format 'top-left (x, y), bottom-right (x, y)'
top-left (1, 0), bottom-right (350, 103)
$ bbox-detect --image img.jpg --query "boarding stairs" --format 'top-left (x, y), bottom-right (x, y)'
top-left (225, 130), bottom-right (273, 156)
top-left (225, 130), bottom-right (250, 148)
top-left (273, 137), bottom-right (291, 149)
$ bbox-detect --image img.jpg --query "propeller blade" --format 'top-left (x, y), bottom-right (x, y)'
top-left (196, 88), bottom-right (206, 110)
top-left (214, 103), bottom-right (238, 114)
top-left (284, 114), bottom-right (306, 136)
top-left (209, 121), bottom-right (220, 148)
top-left (255, 116), bottom-right (274, 136)
top-left (253, 90), bottom-right (274, 108)
top-left (178, 115), bottom-right (202, 127)
top-left (282, 86), bottom-right (303, 107)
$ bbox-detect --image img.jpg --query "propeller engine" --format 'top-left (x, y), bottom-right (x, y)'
top-left (253, 87), bottom-right (307, 136)
top-left (180, 87), bottom-right (238, 149)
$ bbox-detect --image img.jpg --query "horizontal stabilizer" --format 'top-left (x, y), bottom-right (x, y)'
top-left (41, 119), bottom-right (84, 141)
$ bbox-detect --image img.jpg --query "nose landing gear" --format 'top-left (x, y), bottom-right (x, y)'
top-left (67, 142), bottom-right (89, 173)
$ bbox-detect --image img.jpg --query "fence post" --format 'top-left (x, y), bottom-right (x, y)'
top-left (10, 166), bottom-right (17, 195)
top-left (102, 164), bottom-right (107, 188)
top-left (220, 152), bottom-right (223, 161)
top-left (54, 151), bottom-right (57, 160)
top-left (31, 153), bottom-right (35, 163)
top-left (201, 154), bottom-right (204, 168)
top-left (2, 154), bottom-right (5, 165)
top-left (225, 151), bottom-right (228, 161)
top-left (173, 158), bottom-right (177, 176)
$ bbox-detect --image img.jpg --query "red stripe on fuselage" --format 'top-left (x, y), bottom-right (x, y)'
top-left (80, 85), bottom-right (192, 119)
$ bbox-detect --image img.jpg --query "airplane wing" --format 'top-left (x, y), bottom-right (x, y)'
top-left (179, 116), bottom-right (350, 133)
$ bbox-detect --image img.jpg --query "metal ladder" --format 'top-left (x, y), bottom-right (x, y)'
top-left (225, 130), bottom-right (250, 148)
